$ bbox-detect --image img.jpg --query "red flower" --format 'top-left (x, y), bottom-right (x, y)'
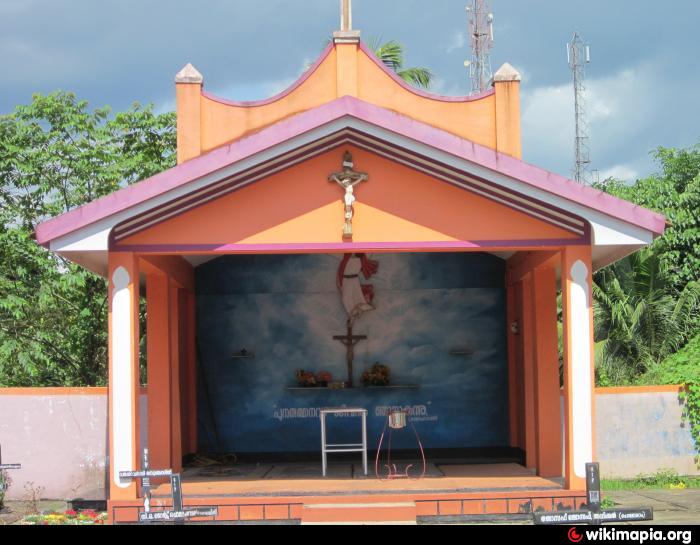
top-left (316, 371), bottom-right (333, 383)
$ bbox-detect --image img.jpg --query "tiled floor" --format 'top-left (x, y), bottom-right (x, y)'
top-left (161, 462), bottom-right (561, 498)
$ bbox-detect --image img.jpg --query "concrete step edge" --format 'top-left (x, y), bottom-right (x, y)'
top-left (303, 502), bottom-right (416, 509)
top-left (302, 521), bottom-right (418, 526)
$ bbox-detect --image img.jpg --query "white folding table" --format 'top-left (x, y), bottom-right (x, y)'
top-left (319, 407), bottom-right (368, 477)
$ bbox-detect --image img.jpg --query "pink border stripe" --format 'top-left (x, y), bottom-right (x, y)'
top-left (35, 96), bottom-right (666, 245)
top-left (201, 44), bottom-right (334, 108)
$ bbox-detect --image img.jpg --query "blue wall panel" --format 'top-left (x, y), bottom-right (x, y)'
top-left (195, 253), bottom-right (508, 453)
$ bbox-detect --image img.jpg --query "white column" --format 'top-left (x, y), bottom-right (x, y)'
top-left (561, 246), bottom-right (595, 490)
top-left (108, 253), bottom-right (140, 501)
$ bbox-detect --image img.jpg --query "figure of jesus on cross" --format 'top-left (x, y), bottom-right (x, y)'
top-left (328, 151), bottom-right (368, 241)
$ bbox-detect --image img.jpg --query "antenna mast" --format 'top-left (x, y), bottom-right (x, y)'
top-left (465, 0), bottom-right (495, 95)
top-left (568, 32), bottom-right (592, 184)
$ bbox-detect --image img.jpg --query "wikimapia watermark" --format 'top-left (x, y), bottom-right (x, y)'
top-left (569, 527), bottom-right (693, 544)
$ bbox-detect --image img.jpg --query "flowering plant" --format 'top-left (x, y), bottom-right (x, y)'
top-left (316, 371), bottom-right (333, 384)
top-left (296, 369), bottom-right (317, 387)
top-left (19, 509), bottom-right (108, 525)
top-left (361, 363), bottom-right (390, 386)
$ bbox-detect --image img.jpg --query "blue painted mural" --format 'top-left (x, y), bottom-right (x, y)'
top-left (195, 252), bottom-right (509, 453)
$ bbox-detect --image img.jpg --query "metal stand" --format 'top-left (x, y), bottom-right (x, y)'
top-left (375, 410), bottom-right (426, 481)
top-left (320, 408), bottom-right (368, 477)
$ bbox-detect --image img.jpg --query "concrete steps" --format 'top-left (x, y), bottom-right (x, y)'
top-left (301, 501), bottom-right (418, 525)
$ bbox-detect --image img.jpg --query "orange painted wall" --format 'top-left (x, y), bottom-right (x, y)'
top-left (177, 43), bottom-right (520, 163)
top-left (145, 272), bottom-right (172, 477)
top-left (355, 52), bottom-right (497, 150)
top-left (519, 274), bottom-right (538, 470)
top-left (198, 49), bottom-right (340, 154)
top-left (531, 266), bottom-right (563, 478)
top-left (121, 146), bottom-right (576, 247)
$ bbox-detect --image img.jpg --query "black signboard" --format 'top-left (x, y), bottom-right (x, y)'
top-left (0, 445), bottom-right (21, 472)
top-left (138, 508), bottom-right (218, 523)
top-left (534, 461), bottom-right (654, 526)
top-left (534, 508), bottom-right (654, 525)
top-left (172, 474), bottom-right (183, 511)
top-left (586, 462), bottom-right (602, 510)
top-left (120, 449), bottom-right (218, 524)
top-left (0, 444), bottom-right (21, 492)
top-left (0, 443), bottom-right (21, 492)
top-left (136, 474), bottom-right (218, 523)
top-left (119, 469), bottom-right (173, 479)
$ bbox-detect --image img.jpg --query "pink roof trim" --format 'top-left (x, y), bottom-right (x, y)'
top-left (35, 96), bottom-right (665, 245)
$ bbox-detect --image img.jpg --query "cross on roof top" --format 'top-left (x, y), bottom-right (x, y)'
top-left (334, 0), bottom-right (360, 43)
top-left (341, 0), bottom-right (352, 31)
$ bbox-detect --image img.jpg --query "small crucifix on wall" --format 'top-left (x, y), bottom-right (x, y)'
top-left (328, 151), bottom-right (368, 241)
top-left (333, 324), bottom-right (366, 388)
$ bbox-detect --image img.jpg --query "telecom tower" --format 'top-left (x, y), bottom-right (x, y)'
top-left (568, 33), bottom-right (592, 185)
top-left (465, 0), bottom-right (495, 95)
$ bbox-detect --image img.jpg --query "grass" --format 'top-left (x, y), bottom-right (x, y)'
top-left (601, 469), bottom-right (700, 491)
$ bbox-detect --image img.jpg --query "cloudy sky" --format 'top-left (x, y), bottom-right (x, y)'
top-left (1, 0), bottom-right (698, 181)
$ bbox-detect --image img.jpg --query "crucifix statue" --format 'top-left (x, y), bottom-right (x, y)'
top-left (333, 324), bottom-right (366, 388)
top-left (328, 151), bottom-right (368, 241)
top-left (332, 254), bottom-right (379, 387)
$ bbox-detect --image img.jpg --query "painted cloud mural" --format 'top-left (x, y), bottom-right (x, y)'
top-left (195, 252), bottom-right (508, 453)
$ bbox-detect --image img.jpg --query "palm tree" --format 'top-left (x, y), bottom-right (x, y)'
top-left (368, 38), bottom-right (434, 90)
top-left (593, 247), bottom-right (700, 385)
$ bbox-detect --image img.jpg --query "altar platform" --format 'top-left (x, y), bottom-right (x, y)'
top-left (109, 462), bottom-right (587, 524)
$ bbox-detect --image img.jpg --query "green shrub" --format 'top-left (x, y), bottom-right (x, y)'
top-left (636, 334), bottom-right (700, 459)
top-left (638, 334), bottom-right (700, 386)
top-left (0, 470), bottom-right (9, 510)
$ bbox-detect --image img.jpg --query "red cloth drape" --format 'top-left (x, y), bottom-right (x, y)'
top-left (337, 253), bottom-right (379, 304)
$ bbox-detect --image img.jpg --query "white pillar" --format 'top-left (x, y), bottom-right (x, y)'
top-left (108, 253), bottom-right (141, 501)
top-left (561, 246), bottom-right (595, 490)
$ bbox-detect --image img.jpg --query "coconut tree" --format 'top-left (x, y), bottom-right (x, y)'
top-left (320, 37), bottom-right (434, 89)
top-left (593, 247), bottom-right (700, 385)
top-left (368, 38), bottom-right (434, 89)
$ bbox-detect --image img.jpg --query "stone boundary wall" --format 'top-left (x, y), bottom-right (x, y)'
top-left (0, 386), bottom-right (696, 500)
top-left (595, 385), bottom-right (698, 479)
top-left (0, 388), bottom-right (147, 501)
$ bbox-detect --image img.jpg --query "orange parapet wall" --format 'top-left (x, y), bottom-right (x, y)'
top-left (175, 41), bottom-right (522, 164)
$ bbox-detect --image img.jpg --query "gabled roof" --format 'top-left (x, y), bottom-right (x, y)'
top-left (35, 96), bottom-right (665, 273)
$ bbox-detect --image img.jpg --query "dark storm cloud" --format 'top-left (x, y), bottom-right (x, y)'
top-left (1, 0), bottom-right (699, 179)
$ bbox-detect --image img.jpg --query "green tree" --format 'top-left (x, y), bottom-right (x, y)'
top-left (369, 38), bottom-right (434, 89)
top-left (597, 144), bottom-right (700, 291)
top-left (0, 91), bottom-right (175, 386)
top-left (593, 247), bottom-right (700, 386)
